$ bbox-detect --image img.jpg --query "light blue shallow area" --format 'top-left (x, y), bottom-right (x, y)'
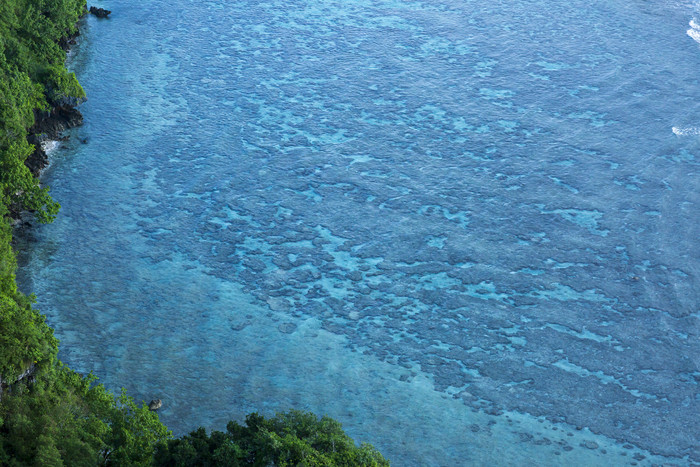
top-left (16, 0), bottom-right (700, 464)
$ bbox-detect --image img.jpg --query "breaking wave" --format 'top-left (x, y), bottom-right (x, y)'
top-left (688, 18), bottom-right (700, 44)
top-left (672, 126), bottom-right (700, 135)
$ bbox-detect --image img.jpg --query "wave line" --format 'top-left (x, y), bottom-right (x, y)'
top-left (672, 126), bottom-right (700, 135)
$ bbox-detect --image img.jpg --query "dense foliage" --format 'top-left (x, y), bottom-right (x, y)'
top-left (1, 372), bottom-right (171, 466)
top-left (154, 411), bottom-right (389, 467)
top-left (0, 203), bottom-right (57, 382)
top-left (0, 2), bottom-right (389, 466)
top-left (0, 0), bottom-right (83, 385)
top-left (0, 0), bottom-right (86, 223)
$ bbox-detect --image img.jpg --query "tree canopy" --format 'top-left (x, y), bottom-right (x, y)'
top-left (154, 410), bottom-right (389, 467)
top-left (0, 0), bottom-right (86, 223)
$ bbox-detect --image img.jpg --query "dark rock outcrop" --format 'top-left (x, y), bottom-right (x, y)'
top-left (148, 399), bottom-right (163, 411)
top-left (58, 29), bottom-right (80, 51)
top-left (89, 6), bottom-right (111, 18)
top-left (32, 106), bottom-right (84, 139)
top-left (25, 106), bottom-right (84, 177)
top-left (0, 364), bottom-right (37, 401)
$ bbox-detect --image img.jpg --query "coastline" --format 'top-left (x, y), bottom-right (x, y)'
top-left (0, 3), bottom-right (173, 463)
top-left (17, 28), bottom-right (85, 214)
top-left (5, 0), bottom-right (696, 464)
top-left (23, 105), bottom-right (83, 179)
top-left (2, 10), bottom-right (88, 386)
top-left (2, 4), bottom-right (391, 464)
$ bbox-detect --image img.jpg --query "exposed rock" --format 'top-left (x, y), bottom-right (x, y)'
top-left (0, 364), bottom-right (37, 401)
top-left (58, 29), bottom-right (80, 51)
top-left (32, 106), bottom-right (84, 139)
top-left (148, 399), bottom-right (162, 411)
top-left (24, 134), bottom-right (50, 178)
top-left (89, 6), bottom-right (111, 18)
top-left (25, 106), bottom-right (84, 177)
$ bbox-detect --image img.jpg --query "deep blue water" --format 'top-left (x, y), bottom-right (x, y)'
top-left (15, 0), bottom-right (700, 464)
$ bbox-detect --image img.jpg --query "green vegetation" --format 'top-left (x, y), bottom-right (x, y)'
top-left (1, 371), bottom-right (171, 466)
top-left (1, 0), bottom-right (86, 223)
top-left (0, 4), bottom-right (173, 463)
top-left (0, 1), bottom-right (389, 465)
top-left (154, 411), bottom-right (389, 467)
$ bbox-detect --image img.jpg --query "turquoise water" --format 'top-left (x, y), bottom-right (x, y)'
top-left (15, 0), bottom-right (700, 464)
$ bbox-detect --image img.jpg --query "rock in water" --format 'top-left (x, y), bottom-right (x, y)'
top-left (89, 6), bottom-right (111, 18)
top-left (148, 399), bottom-right (162, 411)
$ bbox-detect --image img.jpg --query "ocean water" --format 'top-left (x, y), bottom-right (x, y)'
top-left (15, 0), bottom-right (700, 465)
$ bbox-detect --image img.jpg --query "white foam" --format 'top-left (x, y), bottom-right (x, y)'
top-left (672, 126), bottom-right (700, 135)
top-left (40, 140), bottom-right (60, 154)
top-left (687, 28), bottom-right (700, 43)
top-left (687, 18), bottom-right (700, 44)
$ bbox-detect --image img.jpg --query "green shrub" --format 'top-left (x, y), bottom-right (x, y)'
top-left (154, 410), bottom-right (389, 467)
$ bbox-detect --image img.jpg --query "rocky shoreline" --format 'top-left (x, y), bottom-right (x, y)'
top-left (24, 105), bottom-right (84, 178)
top-left (21, 4), bottom-right (111, 196)
top-left (12, 25), bottom-right (87, 221)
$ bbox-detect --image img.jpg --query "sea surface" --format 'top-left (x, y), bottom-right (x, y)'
top-left (15, 0), bottom-right (700, 465)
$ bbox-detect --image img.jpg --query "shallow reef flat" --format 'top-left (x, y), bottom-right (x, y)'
top-left (17, 0), bottom-right (700, 464)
